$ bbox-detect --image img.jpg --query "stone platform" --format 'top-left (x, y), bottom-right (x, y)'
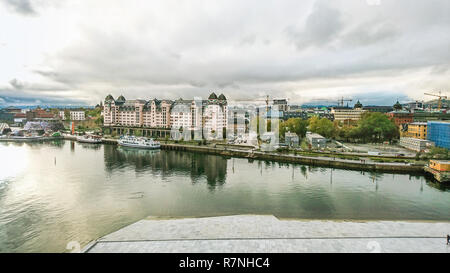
top-left (83, 215), bottom-right (450, 253)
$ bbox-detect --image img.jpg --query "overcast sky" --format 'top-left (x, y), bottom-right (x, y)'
top-left (0, 0), bottom-right (449, 107)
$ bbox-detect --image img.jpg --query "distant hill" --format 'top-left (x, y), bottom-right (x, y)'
top-left (424, 98), bottom-right (450, 109)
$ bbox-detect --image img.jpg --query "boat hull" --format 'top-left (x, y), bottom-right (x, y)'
top-left (76, 137), bottom-right (102, 143)
top-left (77, 139), bottom-right (102, 144)
top-left (118, 142), bottom-right (160, 149)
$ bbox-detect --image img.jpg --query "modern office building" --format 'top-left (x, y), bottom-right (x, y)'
top-left (399, 137), bottom-right (434, 152)
top-left (284, 132), bottom-right (299, 147)
top-left (427, 121), bottom-right (450, 149)
top-left (306, 132), bottom-right (327, 148)
top-left (404, 101), bottom-right (424, 112)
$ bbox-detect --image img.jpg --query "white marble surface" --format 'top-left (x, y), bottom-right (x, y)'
top-left (84, 215), bottom-right (450, 253)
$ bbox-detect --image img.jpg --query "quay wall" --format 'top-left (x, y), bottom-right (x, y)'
top-left (0, 136), bottom-right (64, 142)
top-left (160, 143), bottom-right (425, 174)
top-left (60, 137), bottom-right (425, 174)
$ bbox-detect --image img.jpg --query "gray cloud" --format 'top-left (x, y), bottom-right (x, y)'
top-left (286, 1), bottom-right (344, 50)
top-left (9, 78), bottom-right (25, 90)
top-left (2, 0), bottom-right (36, 15)
top-left (2, 0), bottom-right (450, 106)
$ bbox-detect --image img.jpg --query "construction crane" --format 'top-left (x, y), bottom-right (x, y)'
top-left (424, 91), bottom-right (448, 110)
top-left (338, 97), bottom-right (353, 107)
top-left (307, 97), bottom-right (353, 107)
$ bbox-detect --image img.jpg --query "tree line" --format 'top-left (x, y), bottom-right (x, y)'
top-left (278, 112), bottom-right (399, 143)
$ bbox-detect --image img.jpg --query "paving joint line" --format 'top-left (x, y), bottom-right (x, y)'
top-left (96, 236), bottom-right (446, 244)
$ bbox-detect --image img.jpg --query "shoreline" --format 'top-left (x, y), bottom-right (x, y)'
top-left (159, 142), bottom-right (425, 174)
top-left (0, 135), bottom-right (431, 176)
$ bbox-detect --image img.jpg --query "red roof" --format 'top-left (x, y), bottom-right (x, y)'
top-left (14, 113), bottom-right (26, 118)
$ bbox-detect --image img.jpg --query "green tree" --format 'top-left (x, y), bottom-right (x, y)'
top-left (427, 147), bottom-right (449, 160)
top-left (279, 118), bottom-right (309, 139)
top-left (308, 117), bottom-right (336, 138)
top-left (95, 116), bottom-right (104, 127)
top-left (356, 112), bottom-right (398, 143)
top-left (64, 109), bottom-right (71, 122)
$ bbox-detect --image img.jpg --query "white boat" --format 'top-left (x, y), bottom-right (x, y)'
top-left (0, 135), bottom-right (44, 142)
top-left (117, 135), bottom-right (160, 149)
top-left (76, 134), bottom-right (102, 143)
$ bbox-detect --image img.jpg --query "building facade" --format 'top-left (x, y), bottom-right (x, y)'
top-left (306, 132), bottom-right (327, 148)
top-left (429, 160), bottom-right (450, 172)
top-left (362, 106), bottom-right (394, 113)
top-left (399, 137), bottom-right (434, 152)
top-left (427, 121), bottom-right (450, 149)
top-left (331, 107), bottom-right (367, 122)
top-left (103, 93), bottom-right (228, 139)
top-left (282, 110), bottom-right (307, 121)
top-left (273, 99), bottom-right (289, 112)
top-left (285, 132), bottom-right (299, 147)
top-left (404, 122), bottom-right (428, 139)
top-left (387, 111), bottom-right (414, 127)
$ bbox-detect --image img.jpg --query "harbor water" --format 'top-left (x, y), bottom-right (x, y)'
top-left (0, 140), bottom-right (449, 252)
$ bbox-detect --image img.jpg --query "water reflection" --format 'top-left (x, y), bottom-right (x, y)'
top-left (79, 143), bottom-right (102, 150)
top-left (106, 145), bottom-right (227, 190)
top-left (0, 141), bottom-right (449, 253)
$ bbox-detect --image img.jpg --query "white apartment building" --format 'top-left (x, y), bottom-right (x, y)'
top-left (103, 93), bottom-right (228, 139)
top-left (203, 93), bottom-right (228, 138)
top-left (59, 110), bottom-right (86, 121)
top-left (331, 106), bottom-right (367, 122)
top-left (103, 95), bottom-right (172, 128)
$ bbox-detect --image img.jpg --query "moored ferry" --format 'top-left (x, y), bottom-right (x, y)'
top-left (117, 135), bottom-right (160, 149)
top-left (76, 134), bottom-right (102, 143)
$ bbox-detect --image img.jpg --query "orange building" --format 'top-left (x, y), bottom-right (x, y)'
top-left (405, 122), bottom-right (427, 139)
top-left (386, 111), bottom-right (413, 127)
top-left (429, 160), bottom-right (450, 172)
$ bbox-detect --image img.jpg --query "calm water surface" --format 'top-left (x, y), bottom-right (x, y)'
top-left (0, 141), bottom-right (449, 252)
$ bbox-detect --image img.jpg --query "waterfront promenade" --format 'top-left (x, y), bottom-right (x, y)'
top-left (83, 215), bottom-right (450, 253)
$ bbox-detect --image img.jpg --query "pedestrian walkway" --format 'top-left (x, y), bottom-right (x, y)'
top-left (83, 215), bottom-right (450, 253)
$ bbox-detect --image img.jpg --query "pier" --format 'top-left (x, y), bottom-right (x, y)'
top-left (83, 215), bottom-right (450, 253)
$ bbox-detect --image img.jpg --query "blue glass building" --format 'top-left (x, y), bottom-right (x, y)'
top-left (427, 121), bottom-right (450, 149)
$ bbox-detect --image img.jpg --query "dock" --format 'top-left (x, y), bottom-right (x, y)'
top-left (83, 215), bottom-right (450, 253)
top-left (0, 136), bottom-right (64, 142)
top-left (424, 166), bottom-right (450, 183)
